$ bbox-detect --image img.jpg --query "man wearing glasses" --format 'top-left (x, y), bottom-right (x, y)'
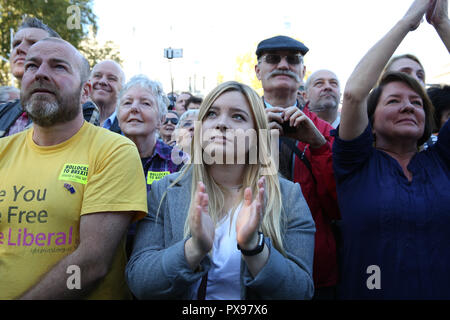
top-left (255, 35), bottom-right (340, 300)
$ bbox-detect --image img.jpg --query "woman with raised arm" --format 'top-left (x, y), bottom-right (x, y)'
top-left (126, 81), bottom-right (315, 300)
top-left (333, 0), bottom-right (450, 299)
top-left (382, 0), bottom-right (450, 87)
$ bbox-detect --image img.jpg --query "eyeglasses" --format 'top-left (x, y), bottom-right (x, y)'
top-left (180, 120), bottom-right (194, 128)
top-left (261, 53), bottom-right (303, 65)
top-left (164, 118), bottom-right (179, 125)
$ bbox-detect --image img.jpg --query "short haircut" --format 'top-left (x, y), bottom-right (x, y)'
top-left (179, 91), bottom-right (192, 98)
top-left (166, 110), bottom-right (179, 118)
top-left (79, 56), bottom-right (91, 84)
top-left (176, 109), bottom-right (199, 129)
top-left (118, 75), bottom-right (169, 121)
top-left (367, 71), bottom-right (434, 147)
top-left (185, 96), bottom-right (203, 108)
top-left (36, 37), bottom-right (90, 84)
top-left (427, 85), bottom-right (450, 131)
top-left (18, 16), bottom-right (61, 38)
top-left (304, 69), bottom-right (340, 92)
top-left (91, 60), bottom-right (126, 86)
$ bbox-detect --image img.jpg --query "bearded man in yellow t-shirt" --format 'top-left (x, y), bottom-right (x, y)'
top-left (0, 37), bottom-right (147, 299)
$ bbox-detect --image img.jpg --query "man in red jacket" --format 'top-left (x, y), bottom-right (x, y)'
top-left (255, 35), bottom-right (340, 299)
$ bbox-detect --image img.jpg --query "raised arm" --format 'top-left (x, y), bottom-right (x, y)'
top-left (428, 0), bottom-right (450, 52)
top-left (340, 0), bottom-right (430, 141)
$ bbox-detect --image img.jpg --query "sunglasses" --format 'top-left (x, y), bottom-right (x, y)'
top-left (164, 118), bottom-right (179, 125)
top-left (261, 53), bottom-right (303, 65)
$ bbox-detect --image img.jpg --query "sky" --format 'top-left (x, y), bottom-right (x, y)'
top-left (93, 0), bottom-right (450, 96)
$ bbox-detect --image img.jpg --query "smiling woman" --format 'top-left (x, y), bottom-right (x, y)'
top-left (333, 0), bottom-right (450, 299)
top-left (117, 75), bottom-right (185, 257)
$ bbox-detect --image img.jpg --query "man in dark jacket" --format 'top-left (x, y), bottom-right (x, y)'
top-left (255, 35), bottom-right (340, 299)
top-left (0, 17), bottom-right (98, 138)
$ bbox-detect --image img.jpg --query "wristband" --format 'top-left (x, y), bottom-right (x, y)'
top-left (237, 232), bottom-right (265, 256)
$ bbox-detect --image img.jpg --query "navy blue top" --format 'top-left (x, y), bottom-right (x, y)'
top-left (332, 120), bottom-right (450, 299)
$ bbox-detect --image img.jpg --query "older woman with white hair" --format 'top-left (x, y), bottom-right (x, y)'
top-left (117, 75), bottom-right (185, 256)
top-left (172, 109), bottom-right (199, 155)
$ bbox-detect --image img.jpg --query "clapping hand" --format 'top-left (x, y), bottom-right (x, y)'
top-left (236, 177), bottom-right (265, 251)
top-left (188, 182), bottom-right (214, 256)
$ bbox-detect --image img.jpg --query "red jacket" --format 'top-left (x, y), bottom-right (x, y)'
top-left (292, 104), bottom-right (340, 288)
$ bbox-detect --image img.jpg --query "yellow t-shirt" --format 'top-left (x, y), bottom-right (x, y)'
top-left (0, 122), bottom-right (147, 299)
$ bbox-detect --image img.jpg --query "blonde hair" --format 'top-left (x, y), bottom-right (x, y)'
top-left (158, 81), bottom-right (286, 255)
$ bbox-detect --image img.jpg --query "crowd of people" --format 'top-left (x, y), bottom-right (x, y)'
top-left (0, 0), bottom-right (449, 300)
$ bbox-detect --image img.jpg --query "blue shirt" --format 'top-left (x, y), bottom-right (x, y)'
top-left (332, 121), bottom-right (450, 299)
top-left (102, 110), bottom-right (117, 130)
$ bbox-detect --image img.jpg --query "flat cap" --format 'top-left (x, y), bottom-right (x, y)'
top-left (256, 35), bottom-right (309, 58)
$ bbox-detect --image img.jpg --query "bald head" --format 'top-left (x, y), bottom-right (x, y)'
top-left (305, 70), bottom-right (339, 92)
top-left (20, 38), bottom-right (90, 128)
top-left (34, 37), bottom-right (90, 84)
top-left (89, 60), bottom-right (125, 115)
top-left (305, 69), bottom-right (341, 124)
top-left (91, 60), bottom-right (125, 86)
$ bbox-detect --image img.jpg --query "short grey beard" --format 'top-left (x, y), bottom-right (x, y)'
top-left (24, 99), bottom-right (61, 127)
top-left (24, 95), bottom-right (80, 127)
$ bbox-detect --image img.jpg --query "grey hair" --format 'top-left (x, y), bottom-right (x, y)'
top-left (79, 56), bottom-right (91, 84)
top-left (18, 17), bottom-right (61, 38)
top-left (118, 75), bottom-right (169, 121)
top-left (0, 86), bottom-right (20, 104)
top-left (176, 109), bottom-right (199, 128)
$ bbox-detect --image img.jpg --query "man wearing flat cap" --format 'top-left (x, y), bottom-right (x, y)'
top-left (255, 35), bottom-right (340, 300)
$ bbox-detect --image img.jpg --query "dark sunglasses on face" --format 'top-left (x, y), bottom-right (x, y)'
top-left (262, 53), bottom-right (303, 65)
top-left (164, 117), bottom-right (179, 125)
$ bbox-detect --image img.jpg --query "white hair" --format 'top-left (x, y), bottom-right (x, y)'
top-left (176, 109), bottom-right (199, 128)
top-left (118, 74), bottom-right (169, 121)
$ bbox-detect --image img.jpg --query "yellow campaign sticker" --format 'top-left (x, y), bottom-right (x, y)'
top-left (147, 171), bottom-right (170, 185)
top-left (58, 164), bottom-right (89, 185)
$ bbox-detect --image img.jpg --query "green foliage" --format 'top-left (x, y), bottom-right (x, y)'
top-left (79, 28), bottom-right (123, 68)
top-left (0, 0), bottom-right (123, 85)
top-left (235, 49), bottom-right (263, 96)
